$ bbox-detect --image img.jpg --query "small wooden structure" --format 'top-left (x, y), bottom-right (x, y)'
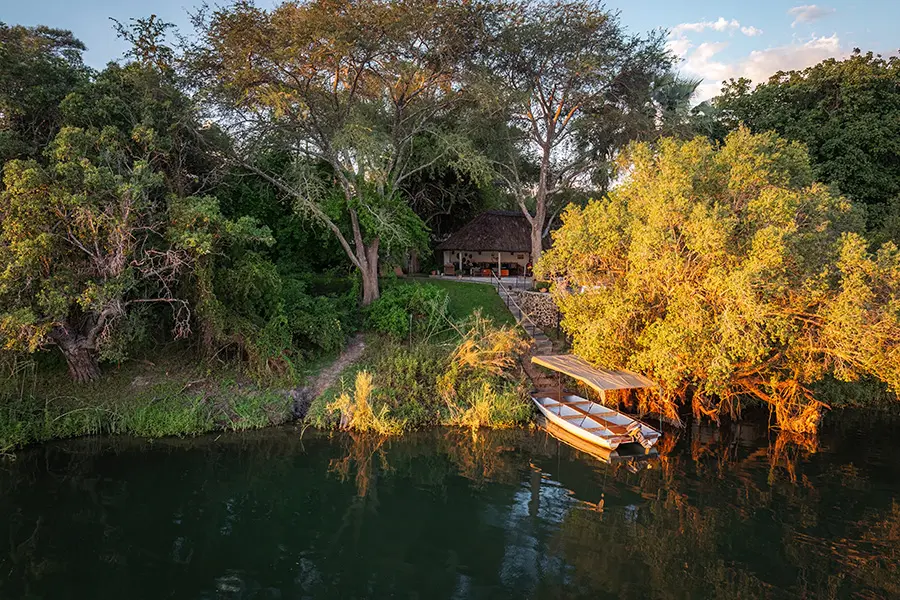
top-left (531, 355), bottom-right (661, 451)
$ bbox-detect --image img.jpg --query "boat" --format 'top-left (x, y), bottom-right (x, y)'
top-left (530, 354), bottom-right (662, 452)
top-left (536, 415), bottom-right (658, 465)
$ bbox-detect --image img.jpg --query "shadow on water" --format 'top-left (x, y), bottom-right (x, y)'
top-left (1, 410), bottom-right (899, 599)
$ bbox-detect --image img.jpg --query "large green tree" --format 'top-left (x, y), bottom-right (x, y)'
top-left (0, 23), bottom-right (89, 165)
top-left (192, 0), bottom-right (493, 304)
top-left (538, 128), bottom-right (900, 432)
top-left (0, 46), bottom-right (265, 381)
top-left (483, 0), bottom-right (673, 264)
top-left (710, 51), bottom-right (900, 212)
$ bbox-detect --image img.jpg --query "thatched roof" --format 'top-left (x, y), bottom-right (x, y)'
top-left (437, 210), bottom-right (543, 252)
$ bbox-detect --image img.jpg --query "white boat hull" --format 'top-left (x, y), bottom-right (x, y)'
top-left (531, 392), bottom-right (661, 451)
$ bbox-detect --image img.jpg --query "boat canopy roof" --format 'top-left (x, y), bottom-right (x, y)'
top-left (531, 355), bottom-right (657, 393)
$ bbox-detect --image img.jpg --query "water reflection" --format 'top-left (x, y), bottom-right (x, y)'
top-left (0, 411), bottom-right (898, 599)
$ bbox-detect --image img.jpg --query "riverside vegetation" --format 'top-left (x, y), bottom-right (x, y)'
top-left (2, 2), bottom-right (900, 453)
top-left (1, 279), bottom-right (532, 452)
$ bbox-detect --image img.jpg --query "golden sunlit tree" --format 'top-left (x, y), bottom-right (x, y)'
top-left (538, 128), bottom-right (900, 432)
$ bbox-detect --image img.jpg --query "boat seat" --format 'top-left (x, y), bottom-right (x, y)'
top-left (535, 392), bottom-right (646, 437)
top-left (559, 402), bottom-right (630, 435)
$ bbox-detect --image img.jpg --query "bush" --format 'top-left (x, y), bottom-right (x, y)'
top-left (200, 252), bottom-right (353, 380)
top-left (366, 283), bottom-right (449, 339)
top-left (308, 316), bottom-right (532, 434)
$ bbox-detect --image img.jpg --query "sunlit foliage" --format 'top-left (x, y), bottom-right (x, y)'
top-left (539, 128), bottom-right (900, 431)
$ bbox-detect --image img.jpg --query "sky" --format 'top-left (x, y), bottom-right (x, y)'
top-left (3, 0), bottom-right (898, 102)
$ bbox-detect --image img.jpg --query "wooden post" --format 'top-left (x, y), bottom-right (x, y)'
top-left (458, 251), bottom-right (462, 273)
top-left (497, 251), bottom-right (502, 279)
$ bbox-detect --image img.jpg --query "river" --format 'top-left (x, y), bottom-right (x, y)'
top-left (1, 411), bottom-right (898, 599)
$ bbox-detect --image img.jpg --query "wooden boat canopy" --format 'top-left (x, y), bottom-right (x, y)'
top-left (531, 355), bottom-right (657, 394)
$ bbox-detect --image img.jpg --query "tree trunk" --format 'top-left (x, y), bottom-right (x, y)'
top-left (59, 345), bottom-right (101, 383)
top-left (530, 221), bottom-right (544, 268)
top-left (50, 324), bottom-right (102, 383)
top-left (360, 238), bottom-right (381, 306)
top-left (531, 141), bottom-right (551, 267)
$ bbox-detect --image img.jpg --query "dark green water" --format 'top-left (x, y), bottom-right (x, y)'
top-left (1, 413), bottom-right (898, 599)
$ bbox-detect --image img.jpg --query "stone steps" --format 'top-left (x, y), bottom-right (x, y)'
top-left (496, 287), bottom-right (553, 357)
top-left (489, 281), bottom-right (563, 394)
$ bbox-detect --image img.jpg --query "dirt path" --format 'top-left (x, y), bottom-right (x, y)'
top-left (308, 334), bottom-right (366, 397)
top-left (289, 334), bottom-right (366, 418)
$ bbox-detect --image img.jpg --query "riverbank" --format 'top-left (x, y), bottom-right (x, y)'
top-left (0, 349), bottom-right (306, 454)
top-left (0, 333), bottom-right (533, 454)
top-left (0, 294), bottom-right (540, 455)
top-left (0, 278), bottom-right (534, 454)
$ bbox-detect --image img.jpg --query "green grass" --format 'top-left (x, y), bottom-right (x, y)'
top-left (306, 335), bottom-right (532, 435)
top-left (400, 278), bottom-right (516, 326)
top-left (0, 351), bottom-right (297, 454)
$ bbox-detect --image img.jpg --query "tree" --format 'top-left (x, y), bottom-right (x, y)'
top-left (710, 51), bottom-right (900, 212)
top-left (0, 126), bottom-right (189, 381)
top-left (0, 36), bottom-right (268, 381)
top-left (192, 0), bottom-right (493, 304)
top-left (484, 0), bottom-right (672, 264)
top-left (0, 23), bottom-right (90, 165)
top-left (538, 128), bottom-right (900, 432)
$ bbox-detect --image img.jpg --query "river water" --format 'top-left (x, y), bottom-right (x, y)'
top-left (1, 411), bottom-right (898, 599)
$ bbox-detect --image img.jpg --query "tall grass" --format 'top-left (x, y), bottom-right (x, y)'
top-left (0, 356), bottom-right (294, 454)
top-left (442, 380), bottom-right (532, 431)
top-left (310, 315), bottom-right (533, 435)
top-left (327, 371), bottom-right (405, 435)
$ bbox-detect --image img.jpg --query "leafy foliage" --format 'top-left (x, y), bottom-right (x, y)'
top-left (538, 128), bottom-right (900, 432)
top-left (365, 283), bottom-right (450, 339)
top-left (709, 51), bottom-right (900, 216)
top-left (0, 122), bottom-right (196, 379)
top-left (0, 23), bottom-right (89, 164)
top-left (193, 0), bottom-right (496, 303)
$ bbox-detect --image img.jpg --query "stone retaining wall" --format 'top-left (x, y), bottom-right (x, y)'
top-left (509, 290), bottom-right (559, 329)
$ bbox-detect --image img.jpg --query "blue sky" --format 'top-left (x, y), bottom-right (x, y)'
top-left (4, 1), bottom-right (898, 101)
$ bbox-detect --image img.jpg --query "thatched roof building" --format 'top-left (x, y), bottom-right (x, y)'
top-left (437, 210), bottom-right (546, 276)
top-left (437, 210), bottom-right (535, 253)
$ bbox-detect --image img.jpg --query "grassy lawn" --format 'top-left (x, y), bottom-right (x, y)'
top-left (400, 277), bottom-right (516, 326)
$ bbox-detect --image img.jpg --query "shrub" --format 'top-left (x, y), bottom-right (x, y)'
top-left (200, 252), bottom-right (353, 380)
top-left (308, 318), bottom-right (533, 434)
top-left (366, 283), bottom-right (449, 339)
top-left (327, 371), bottom-right (405, 435)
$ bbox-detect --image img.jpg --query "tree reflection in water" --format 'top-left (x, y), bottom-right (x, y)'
top-left (0, 411), bottom-right (897, 599)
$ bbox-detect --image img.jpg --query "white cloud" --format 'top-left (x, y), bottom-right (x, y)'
top-left (667, 17), bottom-right (763, 60)
top-left (788, 5), bottom-right (836, 27)
top-left (681, 35), bottom-right (846, 102)
top-left (672, 17), bottom-right (738, 36)
top-left (666, 36), bottom-right (693, 57)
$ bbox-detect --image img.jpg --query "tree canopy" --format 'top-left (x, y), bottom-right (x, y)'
top-left (482, 0), bottom-right (674, 263)
top-left (538, 128), bottom-right (900, 432)
top-left (0, 23), bottom-right (90, 164)
top-left (709, 51), bottom-right (900, 212)
top-left (192, 0), bottom-right (496, 304)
